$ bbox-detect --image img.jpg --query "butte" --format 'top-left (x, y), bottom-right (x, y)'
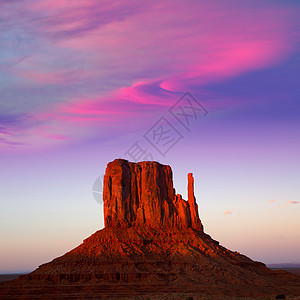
top-left (1, 159), bottom-right (299, 299)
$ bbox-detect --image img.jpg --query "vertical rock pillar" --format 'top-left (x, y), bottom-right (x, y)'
top-left (188, 173), bottom-right (203, 231)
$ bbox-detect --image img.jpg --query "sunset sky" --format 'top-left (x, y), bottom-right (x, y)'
top-left (1, 0), bottom-right (300, 273)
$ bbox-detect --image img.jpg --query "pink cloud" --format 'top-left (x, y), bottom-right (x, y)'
top-left (34, 79), bottom-right (178, 124)
top-left (46, 134), bottom-right (69, 140)
top-left (29, 0), bottom-right (299, 92)
top-left (2, 0), bottom-right (300, 151)
top-left (17, 1), bottom-right (300, 95)
top-left (287, 201), bottom-right (299, 205)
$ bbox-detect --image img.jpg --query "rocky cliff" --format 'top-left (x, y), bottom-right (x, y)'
top-left (103, 159), bottom-right (203, 231)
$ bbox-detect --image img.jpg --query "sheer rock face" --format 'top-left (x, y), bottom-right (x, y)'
top-left (103, 159), bottom-right (203, 231)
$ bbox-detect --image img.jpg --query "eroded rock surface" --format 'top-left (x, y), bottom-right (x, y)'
top-left (103, 159), bottom-right (203, 231)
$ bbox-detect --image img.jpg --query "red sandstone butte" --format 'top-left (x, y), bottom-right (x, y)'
top-left (103, 159), bottom-right (203, 230)
top-left (1, 159), bottom-right (300, 299)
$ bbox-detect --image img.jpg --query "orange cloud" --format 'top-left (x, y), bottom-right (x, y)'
top-left (224, 210), bottom-right (232, 215)
top-left (287, 201), bottom-right (299, 204)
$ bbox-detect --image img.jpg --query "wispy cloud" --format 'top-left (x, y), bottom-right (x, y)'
top-left (224, 210), bottom-right (232, 215)
top-left (1, 0), bottom-right (299, 151)
top-left (271, 200), bottom-right (299, 208)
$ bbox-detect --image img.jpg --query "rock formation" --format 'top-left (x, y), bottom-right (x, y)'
top-left (103, 159), bottom-right (203, 231)
top-left (1, 159), bottom-right (299, 299)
